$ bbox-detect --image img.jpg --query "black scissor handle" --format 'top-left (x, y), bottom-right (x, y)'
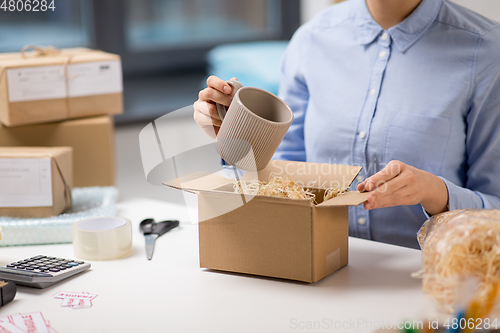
top-left (140, 218), bottom-right (179, 236)
top-left (140, 218), bottom-right (156, 234)
top-left (154, 220), bottom-right (179, 237)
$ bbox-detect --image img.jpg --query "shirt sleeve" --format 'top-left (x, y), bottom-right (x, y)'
top-left (273, 24), bottom-right (312, 162)
top-left (441, 26), bottom-right (500, 211)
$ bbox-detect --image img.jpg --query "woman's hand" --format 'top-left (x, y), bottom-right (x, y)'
top-left (193, 76), bottom-right (238, 139)
top-left (357, 160), bottom-right (449, 216)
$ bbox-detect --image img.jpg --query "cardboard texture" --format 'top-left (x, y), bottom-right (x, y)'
top-left (0, 116), bottom-right (115, 187)
top-left (0, 147), bottom-right (72, 218)
top-left (0, 47), bottom-right (123, 127)
top-left (164, 160), bottom-right (369, 283)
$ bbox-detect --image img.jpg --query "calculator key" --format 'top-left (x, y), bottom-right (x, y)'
top-left (57, 266), bottom-right (67, 270)
top-left (6, 264), bottom-right (15, 268)
top-left (30, 255), bottom-right (45, 260)
top-left (67, 262), bottom-right (79, 266)
top-left (39, 267), bottom-right (49, 271)
top-left (47, 257), bottom-right (56, 259)
top-left (49, 268), bottom-right (60, 272)
top-left (25, 267), bottom-right (35, 271)
top-left (46, 264), bottom-right (56, 268)
top-left (74, 260), bottom-right (85, 264)
top-left (31, 265), bottom-right (40, 269)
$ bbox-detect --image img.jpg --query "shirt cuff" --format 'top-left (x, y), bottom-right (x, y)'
top-left (420, 177), bottom-right (495, 218)
top-left (439, 177), bottom-right (484, 211)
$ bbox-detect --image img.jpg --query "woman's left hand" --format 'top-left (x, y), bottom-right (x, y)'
top-left (357, 160), bottom-right (449, 216)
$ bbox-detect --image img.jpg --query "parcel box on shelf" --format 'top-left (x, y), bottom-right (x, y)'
top-left (0, 147), bottom-right (72, 218)
top-left (0, 115), bottom-right (114, 187)
top-left (164, 160), bottom-right (369, 283)
top-left (0, 47), bottom-right (123, 127)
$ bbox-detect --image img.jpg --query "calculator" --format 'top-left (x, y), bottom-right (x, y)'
top-left (0, 255), bottom-right (91, 289)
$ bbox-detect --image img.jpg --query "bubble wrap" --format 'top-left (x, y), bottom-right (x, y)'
top-left (0, 187), bottom-right (118, 246)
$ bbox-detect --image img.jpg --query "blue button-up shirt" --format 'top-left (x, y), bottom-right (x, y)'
top-left (274, 0), bottom-right (500, 248)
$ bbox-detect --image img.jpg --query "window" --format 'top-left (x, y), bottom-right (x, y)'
top-left (126, 0), bottom-right (282, 50)
top-left (92, 0), bottom-right (299, 74)
top-left (0, 0), bottom-right (300, 120)
top-left (0, 0), bottom-right (93, 52)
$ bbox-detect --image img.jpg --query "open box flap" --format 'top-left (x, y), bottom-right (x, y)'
top-left (242, 160), bottom-right (362, 190)
top-left (163, 171), bottom-right (232, 193)
top-left (318, 191), bottom-right (370, 207)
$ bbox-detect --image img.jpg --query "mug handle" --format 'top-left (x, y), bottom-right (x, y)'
top-left (216, 80), bottom-right (243, 121)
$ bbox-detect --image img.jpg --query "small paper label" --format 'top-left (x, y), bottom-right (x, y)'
top-left (0, 312), bottom-right (56, 332)
top-left (0, 158), bottom-right (52, 207)
top-left (7, 66), bottom-right (67, 102)
top-left (7, 60), bottom-right (122, 102)
top-left (53, 291), bottom-right (97, 310)
top-left (67, 60), bottom-right (123, 97)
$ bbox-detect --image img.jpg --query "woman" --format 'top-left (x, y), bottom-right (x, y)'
top-left (193, 0), bottom-right (500, 248)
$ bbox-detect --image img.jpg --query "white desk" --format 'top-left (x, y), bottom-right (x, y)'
top-left (0, 198), bottom-right (432, 333)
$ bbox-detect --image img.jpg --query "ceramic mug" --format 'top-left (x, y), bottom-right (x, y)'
top-left (216, 81), bottom-right (294, 171)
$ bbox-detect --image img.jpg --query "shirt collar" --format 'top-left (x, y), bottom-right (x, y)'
top-left (354, 0), bottom-right (443, 53)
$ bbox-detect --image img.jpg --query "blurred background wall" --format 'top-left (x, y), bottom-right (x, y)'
top-left (0, 0), bottom-right (498, 125)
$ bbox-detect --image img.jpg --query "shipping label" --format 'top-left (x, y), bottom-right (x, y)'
top-left (0, 158), bottom-right (52, 207)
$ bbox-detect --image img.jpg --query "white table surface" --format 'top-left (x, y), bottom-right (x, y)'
top-left (0, 198), bottom-right (434, 333)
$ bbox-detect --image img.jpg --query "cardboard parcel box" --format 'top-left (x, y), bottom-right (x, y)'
top-left (0, 147), bottom-right (72, 218)
top-left (0, 47), bottom-right (123, 127)
top-left (0, 115), bottom-right (114, 187)
top-left (165, 160), bottom-right (369, 283)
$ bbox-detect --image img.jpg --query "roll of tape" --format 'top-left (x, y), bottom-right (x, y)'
top-left (73, 217), bottom-right (133, 261)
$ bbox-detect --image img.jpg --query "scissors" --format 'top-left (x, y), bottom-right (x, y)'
top-left (140, 218), bottom-right (179, 260)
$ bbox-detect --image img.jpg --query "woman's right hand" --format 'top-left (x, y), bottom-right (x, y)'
top-left (193, 76), bottom-right (238, 139)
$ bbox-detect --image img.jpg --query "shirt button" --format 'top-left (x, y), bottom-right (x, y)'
top-left (357, 175), bottom-right (364, 182)
top-left (358, 218), bottom-right (366, 226)
top-left (381, 33), bottom-right (388, 40)
top-left (369, 89), bottom-right (376, 96)
top-left (379, 51), bottom-right (386, 58)
top-left (359, 131), bottom-right (366, 139)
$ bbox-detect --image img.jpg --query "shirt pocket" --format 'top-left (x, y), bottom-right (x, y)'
top-left (383, 112), bottom-right (452, 175)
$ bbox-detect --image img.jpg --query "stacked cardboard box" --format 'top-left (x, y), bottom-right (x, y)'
top-left (0, 116), bottom-right (115, 187)
top-left (0, 47), bottom-right (122, 218)
top-left (0, 147), bottom-right (73, 218)
top-left (0, 47), bottom-right (122, 127)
